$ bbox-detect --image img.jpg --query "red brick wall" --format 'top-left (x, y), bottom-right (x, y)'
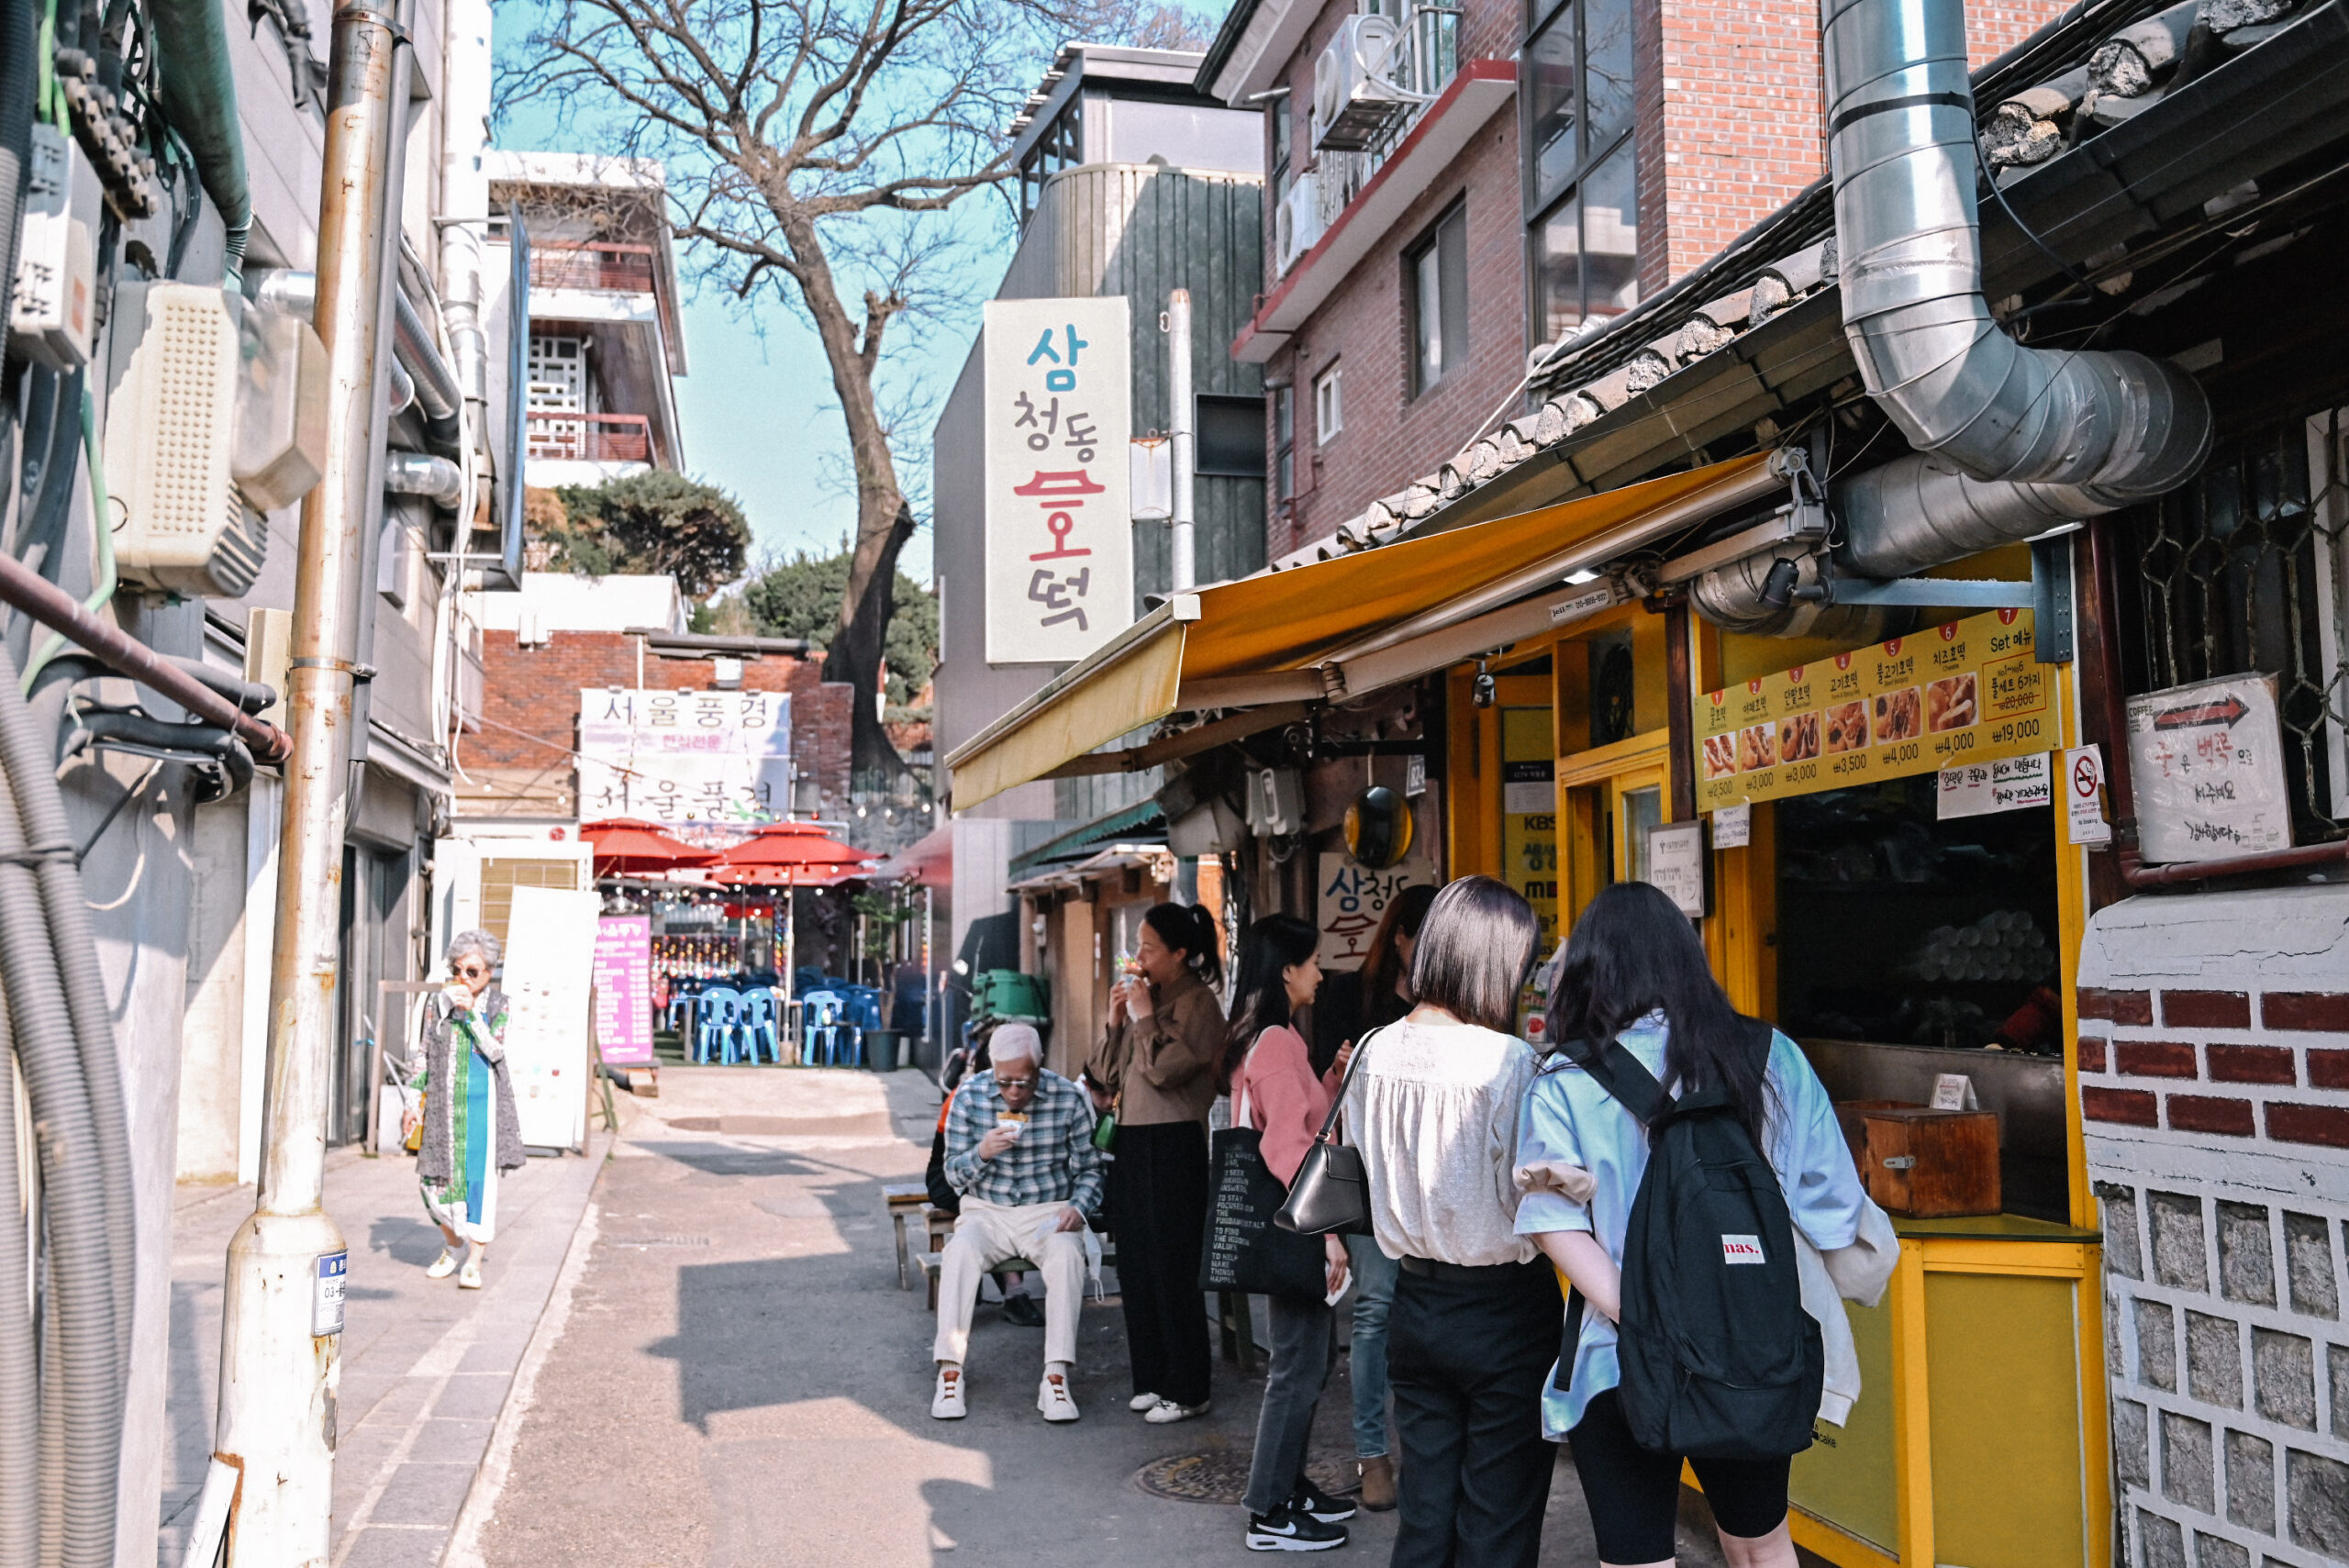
top-left (1653, 0), bottom-right (2071, 283)
top-left (2079, 985), bottom-right (2349, 1151)
top-left (466, 630), bottom-right (856, 813)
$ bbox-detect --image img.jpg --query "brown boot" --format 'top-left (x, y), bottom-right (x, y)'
top-left (1358, 1454), bottom-right (1397, 1512)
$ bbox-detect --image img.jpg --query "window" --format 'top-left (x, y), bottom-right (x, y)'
top-left (1196, 395), bottom-right (1269, 477)
top-left (1274, 384), bottom-right (1296, 501)
top-left (1525, 0), bottom-right (1639, 343)
top-left (1314, 364), bottom-right (1343, 444)
top-left (1018, 96), bottom-right (1084, 227)
top-left (1270, 95), bottom-right (1292, 206)
top-left (1408, 204), bottom-right (1469, 396)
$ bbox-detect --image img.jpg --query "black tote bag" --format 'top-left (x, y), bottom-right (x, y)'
top-left (1199, 1074), bottom-right (1329, 1297)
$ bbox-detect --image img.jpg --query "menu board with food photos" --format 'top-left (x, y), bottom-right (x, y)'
top-left (1696, 609), bottom-right (2046, 811)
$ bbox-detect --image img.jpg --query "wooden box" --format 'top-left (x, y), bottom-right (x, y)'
top-left (1855, 1106), bottom-right (2001, 1218)
top-left (1833, 1098), bottom-right (1923, 1167)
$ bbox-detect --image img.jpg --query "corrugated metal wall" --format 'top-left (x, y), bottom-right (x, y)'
top-left (1002, 163), bottom-right (1269, 602)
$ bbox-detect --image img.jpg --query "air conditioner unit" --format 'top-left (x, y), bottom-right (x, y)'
top-left (1275, 172), bottom-right (1325, 277)
top-left (1312, 13), bottom-right (1409, 152)
top-left (105, 282), bottom-right (273, 598)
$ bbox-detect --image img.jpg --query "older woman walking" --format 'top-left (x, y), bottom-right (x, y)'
top-left (413, 929), bottom-right (526, 1289)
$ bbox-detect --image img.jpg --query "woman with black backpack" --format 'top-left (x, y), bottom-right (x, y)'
top-left (1517, 881), bottom-right (1873, 1568)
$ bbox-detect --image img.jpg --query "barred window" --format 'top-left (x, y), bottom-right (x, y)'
top-left (2114, 412), bottom-right (2349, 844)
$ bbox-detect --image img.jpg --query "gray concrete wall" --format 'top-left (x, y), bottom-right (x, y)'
top-left (2076, 885), bottom-right (2349, 1568)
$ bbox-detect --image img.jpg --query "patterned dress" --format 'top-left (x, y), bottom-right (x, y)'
top-left (417, 991), bottom-right (524, 1243)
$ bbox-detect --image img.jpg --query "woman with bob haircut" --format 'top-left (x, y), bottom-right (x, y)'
top-left (1518, 881), bottom-right (1871, 1568)
top-left (1339, 875), bottom-right (1560, 1568)
top-left (1085, 901), bottom-right (1226, 1424)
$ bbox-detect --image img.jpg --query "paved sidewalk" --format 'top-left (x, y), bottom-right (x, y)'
top-left (161, 1107), bottom-right (618, 1568)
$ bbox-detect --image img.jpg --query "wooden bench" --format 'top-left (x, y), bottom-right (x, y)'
top-left (883, 1184), bottom-right (932, 1290)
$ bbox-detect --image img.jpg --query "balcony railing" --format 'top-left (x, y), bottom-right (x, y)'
top-left (529, 241), bottom-right (658, 297)
top-left (526, 409), bottom-right (653, 463)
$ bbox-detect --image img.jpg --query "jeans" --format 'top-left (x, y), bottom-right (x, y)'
top-left (1345, 1235), bottom-right (1397, 1458)
top-left (1243, 1291), bottom-right (1336, 1516)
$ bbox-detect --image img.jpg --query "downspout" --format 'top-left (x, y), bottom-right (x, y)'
top-left (1820, 0), bottom-right (2210, 577)
top-left (148, 0), bottom-right (252, 277)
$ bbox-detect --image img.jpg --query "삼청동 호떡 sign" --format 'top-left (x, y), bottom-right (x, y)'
top-left (982, 297), bottom-right (1133, 665)
top-left (1694, 609), bottom-right (2046, 810)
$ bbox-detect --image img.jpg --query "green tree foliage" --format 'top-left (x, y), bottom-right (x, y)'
top-left (741, 549), bottom-right (937, 707)
top-left (544, 472), bottom-right (751, 601)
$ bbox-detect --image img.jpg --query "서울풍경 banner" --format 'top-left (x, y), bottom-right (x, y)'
top-left (1695, 608), bottom-right (2047, 812)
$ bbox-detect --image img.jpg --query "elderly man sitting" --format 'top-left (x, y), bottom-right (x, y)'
top-left (932, 1023), bottom-right (1103, 1423)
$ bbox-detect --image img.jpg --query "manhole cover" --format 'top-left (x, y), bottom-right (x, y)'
top-left (607, 1235), bottom-right (710, 1248)
top-left (1133, 1451), bottom-right (1356, 1506)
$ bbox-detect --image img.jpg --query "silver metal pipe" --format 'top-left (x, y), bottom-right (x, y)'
top-left (391, 284), bottom-right (461, 422)
top-left (388, 356), bottom-right (416, 417)
top-left (212, 2), bottom-right (398, 1561)
top-left (1821, 0), bottom-right (2210, 573)
top-left (1168, 289), bottom-right (1195, 593)
top-left (383, 450), bottom-right (463, 509)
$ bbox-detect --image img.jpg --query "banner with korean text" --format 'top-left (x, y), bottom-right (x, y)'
top-left (982, 296), bottom-right (1133, 663)
top-left (576, 688), bottom-right (792, 823)
top-left (1695, 609), bottom-right (2046, 810)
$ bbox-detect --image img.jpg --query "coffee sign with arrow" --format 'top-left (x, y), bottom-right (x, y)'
top-left (2125, 674), bottom-right (2291, 863)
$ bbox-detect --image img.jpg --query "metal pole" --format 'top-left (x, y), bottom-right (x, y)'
top-left (1168, 288), bottom-right (1195, 593)
top-left (209, 4), bottom-right (401, 1562)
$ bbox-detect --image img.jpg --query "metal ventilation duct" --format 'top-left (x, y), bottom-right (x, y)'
top-left (1820, 0), bottom-right (2210, 578)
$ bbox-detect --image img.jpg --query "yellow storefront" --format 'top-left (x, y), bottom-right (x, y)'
top-left (1445, 584), bottom-right (2110, 1568)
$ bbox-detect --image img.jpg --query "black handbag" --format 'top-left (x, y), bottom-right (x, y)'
top-left (1275, 1027), bottom-right (1382, 1238)
top-left (1199, 1076), bottom-right (1328, 1296)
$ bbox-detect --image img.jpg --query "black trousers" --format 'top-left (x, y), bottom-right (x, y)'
top-left (1387, 1259), bottom-right (1564, 1568)
top-left (1107, 1118), bottom-right (1213, 1407)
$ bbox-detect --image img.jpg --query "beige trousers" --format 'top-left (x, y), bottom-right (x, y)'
top-left (931, 1197), bottom-right (1085, 1369)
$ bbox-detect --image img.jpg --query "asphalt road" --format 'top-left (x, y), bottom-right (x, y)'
top-left (473, 1066), bottom-right (1724, 1567)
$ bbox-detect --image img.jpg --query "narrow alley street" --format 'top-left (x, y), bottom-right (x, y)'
top-left (454, 1069), bottom-right (1664, 1568)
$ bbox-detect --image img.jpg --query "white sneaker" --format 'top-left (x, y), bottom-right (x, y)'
top-left (931, 1366), bottom-right (967, 1420)
top-left (426, 1249), bottom-right (458, 1280)
top-left (1128, 1391), bottom-right (1162, 1413)
top-left (457, 1258), bottom-right (484, 1290)
top-left (1142, 1396), bottom-right (1210, 1424)
top-left (1037, 1372), bottom-right (1080, 1423)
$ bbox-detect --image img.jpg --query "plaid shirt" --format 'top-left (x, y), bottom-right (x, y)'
top-left (942, 1068), bottom-right (1105, 1216)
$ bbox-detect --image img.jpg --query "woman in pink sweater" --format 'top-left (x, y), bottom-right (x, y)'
top-left (1225, 914), bottom-right (1357, 1552)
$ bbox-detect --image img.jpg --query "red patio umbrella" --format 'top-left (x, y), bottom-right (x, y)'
top-left (710, 821), bottom-right (874, 884)
top-left (581, 818), bottom-right (720, 879)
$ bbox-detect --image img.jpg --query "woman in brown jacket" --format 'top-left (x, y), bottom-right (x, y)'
top-left (1085, 902), bottom-right (1225, 1423)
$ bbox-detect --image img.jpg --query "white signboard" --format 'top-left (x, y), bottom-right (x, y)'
top-left (502, 885), bottom-right (602, 1150)
top-left (1936, 752), bottom-right (2054, 819)
top-left (1315, 853), bottom-right (1434, 969)
top-left (575, 688), bottom-right (792, 824)
top-left (983, 296), bottom-right (1133, 664)
top-left (1642, 820), bottom-right (1709, 919)
top-left (2126, 675), bottom-right (2292, 862)
top-left (1712, 801), bottom-right (1752, 849)
top-left (2065, 743), bottom-right (2113, 847)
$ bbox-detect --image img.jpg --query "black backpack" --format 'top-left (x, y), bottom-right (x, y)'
top-left (1558, 1016), bottom-right (1821, 1460)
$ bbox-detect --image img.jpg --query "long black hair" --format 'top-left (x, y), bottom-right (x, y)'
top-left (1219, 913), bottom-right (1319, 1091)
top-left (1142, 901), bottom-right (1223, 988)
top-left (1543, 881), bottom-right (1772, 1149)
top-left (1362, 883), bottom-right (1438, 1006)
top-left (1409, 876), bottom-right (1540, 1034)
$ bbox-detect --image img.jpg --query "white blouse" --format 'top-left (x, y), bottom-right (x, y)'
top-left (1341, 1016), bottom-right (1536, 1268)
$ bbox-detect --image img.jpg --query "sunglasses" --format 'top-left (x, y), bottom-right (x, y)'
top-left (453, 963), bottom-right (488, 979)
top-left (996, 1073), bottom-right (1038, 1090)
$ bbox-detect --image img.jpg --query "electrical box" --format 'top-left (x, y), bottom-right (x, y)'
top-left (106, 282), bottom-right (273, 598)
top-left (7, 126), bottom-right (97, 369)
top-left (234, 306), bottom-right (329, 512)
top-left (1245, 767), bottom-right (1307, 837)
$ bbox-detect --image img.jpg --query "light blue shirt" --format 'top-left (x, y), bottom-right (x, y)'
top-left (1514, 1012), bottom-right (1867, 1438)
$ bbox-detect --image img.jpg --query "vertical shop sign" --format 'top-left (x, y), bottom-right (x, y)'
top-left (982, 297), bottom-right (1133, 664)
top-left (1499, 706), bottom-right (1559, 957)
top-left (593, 916), bottom-right (654, 1066)
top-left (1314, 854), bottom-right (1434, 969)
top-left (575, 688), bottom-right (793, 823)
top-left (2126, 674), bottom-right (2291, 862)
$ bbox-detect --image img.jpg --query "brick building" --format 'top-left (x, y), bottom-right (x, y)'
top-left (1197, 0), bottom-right (2061, 562)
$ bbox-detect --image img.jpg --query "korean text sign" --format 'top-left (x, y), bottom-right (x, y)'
top-left (592, 916), bottom-right (654, 1065)
top-left (1695, 609), bottom-right (2045, 810)
top-left (982, 297), bottom-right (1133, 663)
top-left (575, 688), bottom-right (792, 824)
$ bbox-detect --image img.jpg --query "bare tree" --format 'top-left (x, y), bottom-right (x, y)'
top-left (505, 0), bottom-right (1203, 786)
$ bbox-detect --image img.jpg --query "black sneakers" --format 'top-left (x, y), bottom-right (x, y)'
top-left (1245, 1506), bottom-right (1348, 1552)
top-left (1291, 1480), bottom-right (1359, 1524)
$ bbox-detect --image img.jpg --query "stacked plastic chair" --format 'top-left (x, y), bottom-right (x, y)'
top-left (800, 991), bottom-right (852, 1065)
top-left (736, 989), bottom-right (782, 1064)
top-left (693, 984), bottom-right (744, 1064)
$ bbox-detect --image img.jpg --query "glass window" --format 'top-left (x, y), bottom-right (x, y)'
top-left (1525, 10), bottom-right (1578, 208)
top-left (1315, 363), bottom-right (1343, 444)
top-left (1270, 98), bottom-right (1292, 205)
top-left (1274, 384), bottom-right (1295, 501)
top-left (1584, 0), bottom-right (1634, 153)
top-left (1532, 140), bottom-right (1639, 343)
top-left (1197, 395), bottom-right (1268, 477)
top-left (1409, 204), bottom-right (1469, 396)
